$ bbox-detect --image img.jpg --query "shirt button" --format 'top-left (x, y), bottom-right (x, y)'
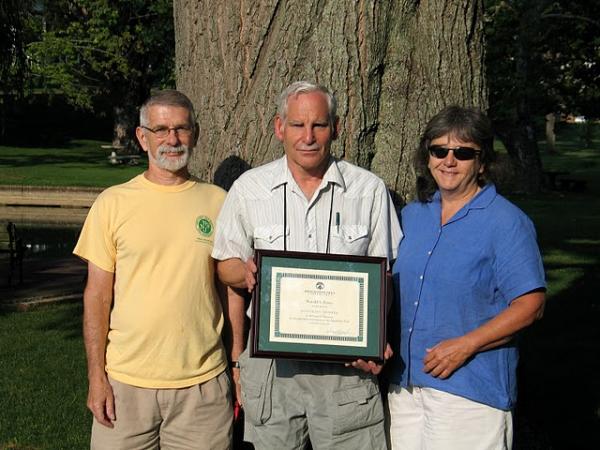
top-left (408, 327), bottom-right (413, 332)
top-left (414, 301), bottom-right (418, 306)
top-left (308, 234), bottom-right (312, 238)
top-left (427, 251), bottom-right (432, 255)
top-left (419, 275), bottom-right (423, 280)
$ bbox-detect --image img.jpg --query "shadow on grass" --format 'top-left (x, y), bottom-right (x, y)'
top-left (0, 140), bottom-right (143, 170)
top-left (36, 301), bottom-right (83, 340)
top-left (515, 266), bottom-right (600, 449)
top-left (0, 152), bottom-right (111, 168)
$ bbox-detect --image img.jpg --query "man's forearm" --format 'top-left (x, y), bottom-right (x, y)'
top-left (82, 264), bottom-right (114, 381)
top-left (225, 287), bottom-right (246, 362)
top-left (83, 289), bottom-right (112, 380)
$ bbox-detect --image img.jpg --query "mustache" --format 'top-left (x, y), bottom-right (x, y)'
top-left (157, 144), bottom-right (188, 155)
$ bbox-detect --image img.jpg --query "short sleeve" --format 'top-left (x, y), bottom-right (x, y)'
top-left (494, 212), bottom-right (545, 303)
top-left (211, 181), bottom-right (254, 262)
top-left (367, 180), bottom-right (403, 261)
top-left (73, 193), bottom-right (116, 272)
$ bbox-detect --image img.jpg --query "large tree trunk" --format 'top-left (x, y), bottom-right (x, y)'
top-left (488, 0), bottom-right (545, 193)
top-left (174, 0), bottom-right (486, 203)
top-left (111, 87), bottom-right (147, 154)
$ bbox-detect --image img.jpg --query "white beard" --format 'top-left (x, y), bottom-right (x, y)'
top-left (150, 144), bottom-right (191, 172)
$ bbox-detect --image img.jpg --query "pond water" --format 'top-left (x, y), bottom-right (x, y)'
top-left (17, 224), bottom-right (82, 258)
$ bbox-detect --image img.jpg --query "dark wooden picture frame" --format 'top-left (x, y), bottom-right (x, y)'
top-left (250, 249), bottom-right (387, 363)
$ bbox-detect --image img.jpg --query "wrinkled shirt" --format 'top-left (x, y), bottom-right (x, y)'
top-left (391, 184), bottom-right (545, 410)
top-left (212, 156), bottom-right (402, 262)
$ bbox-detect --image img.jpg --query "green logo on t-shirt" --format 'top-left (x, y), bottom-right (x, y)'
top-left (196, 216), bottom-right (213, 237)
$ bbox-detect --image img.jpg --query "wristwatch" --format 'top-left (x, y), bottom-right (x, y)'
top-left (230, 360), bottom-right (240, 369)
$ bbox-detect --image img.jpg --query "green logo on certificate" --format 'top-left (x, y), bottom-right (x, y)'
top-left (196, 216), bottom-right (213, 237)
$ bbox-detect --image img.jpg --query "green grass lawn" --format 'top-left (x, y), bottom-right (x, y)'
top-left (0, 124), bottom-right (599, 449)
top-left (0, 303), bottom-right (88, 450)
top-left (0, 140), bottom-right (144, 187)
top-left (507, 124), bottom-right (600, 449)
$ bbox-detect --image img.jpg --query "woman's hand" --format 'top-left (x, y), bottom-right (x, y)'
top-left (422, 336), bottom-right (476, 379)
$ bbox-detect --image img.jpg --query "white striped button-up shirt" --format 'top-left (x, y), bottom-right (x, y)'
top-left (212, 156), bottom-right (402, 262)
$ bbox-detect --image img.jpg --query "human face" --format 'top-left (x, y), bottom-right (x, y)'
top-left (274, 91), bottom-right (338, 178)
top-left (427, 134), bottom-right (484, 199)
top-left (136, 105), bottom-right (197, 173)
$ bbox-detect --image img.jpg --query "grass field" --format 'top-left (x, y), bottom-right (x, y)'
top-left (0, 124), bottom-right (599, 449)
top-left (0, 303), bottom-right (88, 449)
top-left (0, 140), bottom-right (144, 187)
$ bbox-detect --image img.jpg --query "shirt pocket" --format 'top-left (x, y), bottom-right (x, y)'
top-left (253, 225), bottom-right (288, 251)
top-left (331, 224), bottom-right (370, 255)
top-left (239, 349), bottom-right (275, 425)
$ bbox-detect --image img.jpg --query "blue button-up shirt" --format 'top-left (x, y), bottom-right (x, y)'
top-left (391, 184), bottom-right (545, 410)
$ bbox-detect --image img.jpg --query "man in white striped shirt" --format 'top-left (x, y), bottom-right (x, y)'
top-left (212, 81), bottom-right (402, 449)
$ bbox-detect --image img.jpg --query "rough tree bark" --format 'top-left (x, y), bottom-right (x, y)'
top-left (174, 0), bottom-right (486, 203)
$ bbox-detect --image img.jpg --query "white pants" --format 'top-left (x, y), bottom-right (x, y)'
top-left (387, 384), bottom-right (513, 450)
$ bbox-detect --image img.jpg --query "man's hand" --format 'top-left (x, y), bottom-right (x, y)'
top-left (231, 367), bottom-right (242, 407)
top-left (245, 258), bottom-right (257, 293)
top-left (423, 336), bottom-right (476, 379)
top-left (347, 343), bottom-right (393, 375)
top-left (87, 374), bottom-right (116, 428)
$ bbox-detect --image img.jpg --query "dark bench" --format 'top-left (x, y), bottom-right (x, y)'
top-left (107, 151), bottom-right (142, 166)
top-left (557, 178), bottom-right (588, 192)
top-left (0, 222), bottom-right (25, 286)
top-left (542, 170), bottom-right (569, 190)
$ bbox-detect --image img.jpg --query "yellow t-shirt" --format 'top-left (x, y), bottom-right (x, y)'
top-left (74, 174), bottom-right (227, 388)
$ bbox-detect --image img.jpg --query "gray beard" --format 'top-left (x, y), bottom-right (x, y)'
top-left (151, 144), bottom-right (191, 172)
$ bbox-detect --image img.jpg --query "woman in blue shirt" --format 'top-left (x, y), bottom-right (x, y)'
top-left (388, 106), bottom-right (546, 449)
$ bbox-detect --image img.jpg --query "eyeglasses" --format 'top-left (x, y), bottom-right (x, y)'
top-left (428, 145), bottom-right (481, 161)
top-left (141, 125), bottom-right (194, 139)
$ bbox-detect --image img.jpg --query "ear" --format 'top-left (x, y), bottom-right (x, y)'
top-left (274, 115), bottom-right (285, 142)
top-left (332, 117), bottom-right (340, 140)
top-left (478, 163), bottom-right (485, 174)
top-left (136, 126), bottom-right (149, 153)
top-left (192, 122), bottom-right (200, 147)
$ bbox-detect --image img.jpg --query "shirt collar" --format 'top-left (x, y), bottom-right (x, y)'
top-left (269, 155), bottom-right (347, 192)
top-left (431, 183), bottom-right (497, 223)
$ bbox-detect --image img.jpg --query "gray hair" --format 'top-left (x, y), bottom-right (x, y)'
top-left (139, 90), bottom-right (196, 127)
top-left (277, 81), bottom-right (337, 125)
top-left (415, 105), bottom-right (496, 202)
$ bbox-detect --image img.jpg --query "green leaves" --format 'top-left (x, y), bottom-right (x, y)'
top-left (26, 0), bottom-right (175, 109)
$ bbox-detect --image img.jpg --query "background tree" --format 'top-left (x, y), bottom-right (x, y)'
top-left (485, 0), bottom-right (600, 191)
top-left (0, 0), bottom-right (36, 140)
top-left (28, 0), bottom-right (175, 152)
top-left (174, 0), bottom-right (487, 202)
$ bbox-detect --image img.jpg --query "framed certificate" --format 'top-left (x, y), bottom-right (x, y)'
top-left (250, 249), bottom-right (387, 363)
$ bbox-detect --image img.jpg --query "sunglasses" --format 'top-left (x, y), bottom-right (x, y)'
top-left (428, 145), bottom-right (481, 161)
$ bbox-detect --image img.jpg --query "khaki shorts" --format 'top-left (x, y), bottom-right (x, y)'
top-left (240, 352), bottom-right (387, 450)
top-left (91, 371), bottom-right (232, 450)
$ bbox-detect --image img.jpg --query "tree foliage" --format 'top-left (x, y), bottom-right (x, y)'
top-left (485, 0), bottom-right (600, 190)
top-left (487, 0), bottom-right (600, 121)
top-left (0, 0), bottom-right (37, 139)
top-left (0, 0), bottom-right (35, 95)
top-left (27, 0), bottom-right (175, 150)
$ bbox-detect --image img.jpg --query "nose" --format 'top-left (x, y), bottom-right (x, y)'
top-left (303, 126), bottom-right (316, 144)
top-left (165, 128), bottom-right (181, 146)
top-left (442, 149), bottom-right (457, 165)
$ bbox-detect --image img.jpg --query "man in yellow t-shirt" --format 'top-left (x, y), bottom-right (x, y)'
top-left (74, 90), bottom-right (234, 450)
